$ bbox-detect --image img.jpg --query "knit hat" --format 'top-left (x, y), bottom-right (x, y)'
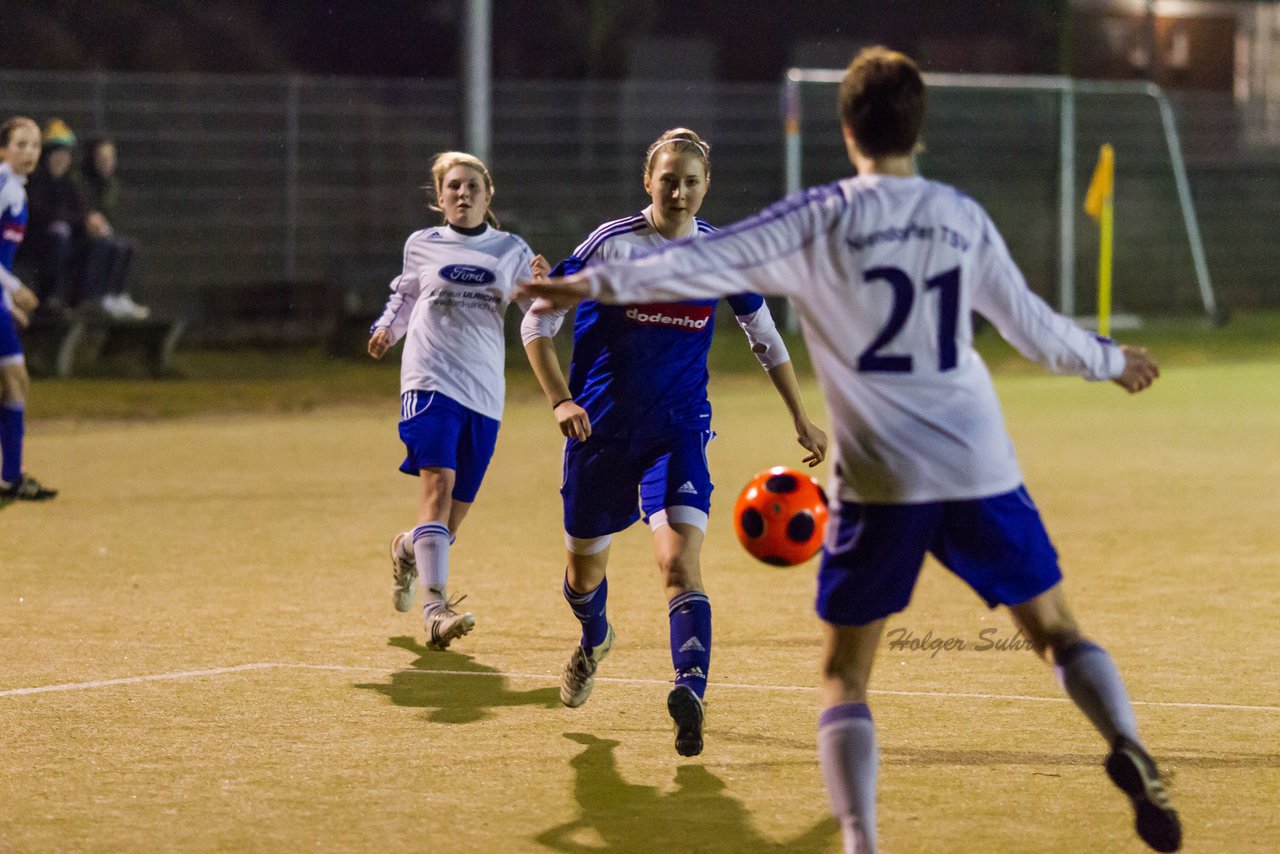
top-left (42, 118), bottom-right (77, 149)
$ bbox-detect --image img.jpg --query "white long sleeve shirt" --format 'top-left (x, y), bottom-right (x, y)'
top-left (575, 174), bottom-right (1124, 504)
top-left (372, 224), bottom-right (535, 421)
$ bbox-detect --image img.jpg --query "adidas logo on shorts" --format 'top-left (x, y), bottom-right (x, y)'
top-left (677, 481), bottom-right (697, 495)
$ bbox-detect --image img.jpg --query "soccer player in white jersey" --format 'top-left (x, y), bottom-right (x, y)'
top-left (521, 49), bottom-right (1180, 853)
top-left (521, 128), bottom-right (827, 756)
top-left (369, 151), bottom-right (548, 649)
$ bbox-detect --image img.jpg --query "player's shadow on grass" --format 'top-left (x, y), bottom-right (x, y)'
top-left (536, 732), bottom-right (837, 853)
top-left (354, 635), bottom-right (559, 725)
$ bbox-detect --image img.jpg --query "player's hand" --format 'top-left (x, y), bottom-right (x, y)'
top-left (796, 418), bottom-right (828, 467)
top-left (530, 254), bottom-right (551, 280)
top-left (10, 304), bottom-right (30, 329)
top-left (1113, 344), bottom-right (1159, 394)
top-left (367, 328), bottom-right (392, 359)
top-left (554, 399), bottom-right (591, 441)
top-left (12, 284), bottom-right (39, 313)
top-left (517, 273), bottom-right (591, 309)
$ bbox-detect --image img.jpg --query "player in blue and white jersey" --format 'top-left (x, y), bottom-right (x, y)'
top-left (369, 151), bottom-right (547, 649)
top-left (0, 116), bottom-right (57, 504)
top-left (521, 128), bottom-right (828, 757)
top-left (521, 52), bottom-right (1180, 853)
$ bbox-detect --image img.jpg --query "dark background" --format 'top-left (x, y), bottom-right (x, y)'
top-left (0, 1), bottom-right (1090, 82)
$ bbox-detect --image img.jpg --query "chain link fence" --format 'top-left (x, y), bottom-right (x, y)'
top-left (3, 69), bottom-right (1277, 330)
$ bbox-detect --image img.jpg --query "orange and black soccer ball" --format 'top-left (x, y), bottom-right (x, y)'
top-left (733, 466), bottom-right (829, 566)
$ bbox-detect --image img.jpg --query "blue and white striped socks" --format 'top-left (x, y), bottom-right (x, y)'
top-left (411, 522), bottom-right (451, 610)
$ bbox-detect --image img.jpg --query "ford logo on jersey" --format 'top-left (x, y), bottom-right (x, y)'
top-left (440, 264), bottom-right (497, 285)
top-left (625, 304), bottom-right (713, 330)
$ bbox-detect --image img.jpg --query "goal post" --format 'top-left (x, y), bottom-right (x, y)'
top-left (783, 69), bottom-right (1220, 323)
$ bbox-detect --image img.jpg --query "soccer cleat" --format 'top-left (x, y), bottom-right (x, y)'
top-left (0, 475), bottom-right (58, 502)
top-left (389, 533), bottom-right (417, 612)
top-left (424, 593), bottom-right (475, 650)
top-left (667, 685), bottom-right (705, 757)
top-left (1105, 735), bottom-right (1182, 852)
top-left (559, 622), bottom-right (615, 708)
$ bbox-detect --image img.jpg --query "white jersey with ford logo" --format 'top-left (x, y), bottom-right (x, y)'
top-left (576, 174), bottom-right (1125, 503)
top-left (372, 224), bottom-right (535, 421)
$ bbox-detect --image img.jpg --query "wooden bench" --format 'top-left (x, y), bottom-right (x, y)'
top-left (22, 310), bottom-right (185, 378)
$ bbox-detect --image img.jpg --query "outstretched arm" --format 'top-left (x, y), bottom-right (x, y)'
top-left (518, 185), bottom-right (843, 308)
top-left (765, 360), bottom-right (828, 467)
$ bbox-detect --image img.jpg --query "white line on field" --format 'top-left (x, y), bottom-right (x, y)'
top-left (0, 663), bottom-right (275, 696)
top-left (2, 662), bottom-right (1277, 713)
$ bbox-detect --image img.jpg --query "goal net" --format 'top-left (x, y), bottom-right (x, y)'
top-left (783, 70), bottom-right (1220, 322)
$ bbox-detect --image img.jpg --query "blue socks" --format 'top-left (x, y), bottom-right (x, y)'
top-left (0, 403), bottom-right (24, 485)
top-left (564, 573), bottom-right (609, 652)
top-left (818, 703), bottom-right (879, 854)
top-left (669, 590), bottom-right (711, 699)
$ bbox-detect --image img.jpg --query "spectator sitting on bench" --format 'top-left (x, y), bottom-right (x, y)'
top-left (22, 119), bottom-right (84, 313)
top-left (77, 136), bottom-right (148, 320)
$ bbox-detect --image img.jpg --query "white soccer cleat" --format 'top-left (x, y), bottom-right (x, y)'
top-left (390, 533), bottom-right (417, 612)
top-left (560, 623), bottom-right (615, 708)
top-left (425, 594), bottom-right (475, 650)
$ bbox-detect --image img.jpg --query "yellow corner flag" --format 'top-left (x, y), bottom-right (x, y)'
top-left (1084, 144), bottom-right (1115, 335)
top-left (1084, 144), bottom-right (1115, 221)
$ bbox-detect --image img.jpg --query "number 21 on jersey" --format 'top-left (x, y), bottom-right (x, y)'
top-left (857, 266), bottom-right (960, 374)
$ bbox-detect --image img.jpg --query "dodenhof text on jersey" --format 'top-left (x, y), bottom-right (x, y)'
top-left (625, 304), bottom-right (712, 330)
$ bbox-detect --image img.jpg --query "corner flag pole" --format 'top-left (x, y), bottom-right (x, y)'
top-left (1084, 144), bottom-right (1115, 336)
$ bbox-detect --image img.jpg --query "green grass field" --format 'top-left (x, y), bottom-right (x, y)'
top-left (24, 311), bottom-right (1280, 423)
top-left (3, 312), bottom-right (1277, 851)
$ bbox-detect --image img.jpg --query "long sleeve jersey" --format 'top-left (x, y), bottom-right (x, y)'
top-left (0, 162), bottom-right (29, 304)
top-left (520, 205), bottom-right (788, 439)
top-left (572, 175), bottom-right (1124, 504)
top-left (372, 223), bottom-right (535, 422)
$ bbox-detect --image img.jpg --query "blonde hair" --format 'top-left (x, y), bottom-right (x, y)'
top-left (643, 128), bottom-right (711, 180)
top-left (427, 151), bottom-right (499, 228)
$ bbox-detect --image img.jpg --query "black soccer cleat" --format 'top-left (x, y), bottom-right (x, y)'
top-left (0, 475), bottom-right (58, 502)
top-left (667, 685), bottom-right (705, 757)
top-left (1105, 735), bottom-right (1182, 852)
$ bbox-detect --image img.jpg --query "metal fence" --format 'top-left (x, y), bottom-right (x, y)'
top-left (2, 69), bottom-right (1277, 323)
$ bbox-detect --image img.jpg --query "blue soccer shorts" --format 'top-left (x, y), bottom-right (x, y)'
top-left (397, 389), bottom-right (500, 504)
top-left (0, 303), bottom-right (24, 365)
top-left (816, 485), bottom-right (1062, 627)
top-left (562, 428), bottom-right (715, 539)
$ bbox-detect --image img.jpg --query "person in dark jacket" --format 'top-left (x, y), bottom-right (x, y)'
top-left (77, 136), bottom-right (148, 319)
top-left (22, 118), bottom-right (86, 309)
